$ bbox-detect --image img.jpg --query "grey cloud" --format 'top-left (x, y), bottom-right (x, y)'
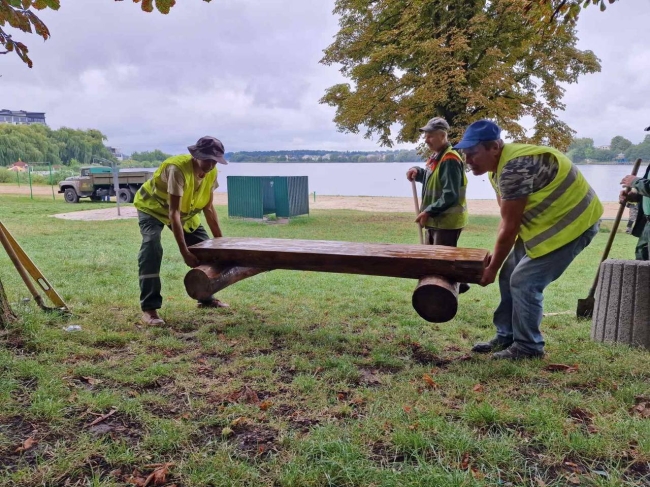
top-left (1, 0), bottom-right (648, 154)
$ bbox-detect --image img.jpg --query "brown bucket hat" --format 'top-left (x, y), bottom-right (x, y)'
top-left (188, 136), bottom-right (228, 165)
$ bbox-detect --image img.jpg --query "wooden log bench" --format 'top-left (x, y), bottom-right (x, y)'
top-left (184, 237), bottom-right (489, 323)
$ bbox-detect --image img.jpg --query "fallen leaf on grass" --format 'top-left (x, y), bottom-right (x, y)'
top-left (535, 478), bottom-right (547, 487)
top-left (143, 462), bottom-right (172, 486)
top-left (472, 384), bottom-right (484, 393)
top-left (336, 391), bottom-right (349, 401)
top-left (544, 363), bottom-right (579, 373)
top-left (422, 374), bottom-right (438, 389)
top-left (15, 437), bottom-right (36, 453)
top-left (81, 376), bottom-right (103, 385)
top-left (259, 400), bottom-right (273, 411)
top-left (228, 386), bottom-right (260, 405)
top-left (460, 452), bottom-right (470, 470)
top-left (569, 407), bottom-right (593, 423)
top-left (631, 401), bottom-right (650, 418)
top-left (402, 405), bottom-right (412, 414)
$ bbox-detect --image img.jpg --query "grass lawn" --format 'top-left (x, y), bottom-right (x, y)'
top-left (0, 195), bottom-right (648, 487)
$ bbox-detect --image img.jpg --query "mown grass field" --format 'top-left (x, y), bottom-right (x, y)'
top-left (0, 194), bottom-right (648, 487)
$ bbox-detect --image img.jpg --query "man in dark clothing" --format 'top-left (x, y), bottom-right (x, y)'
top-left (406, 117), bottom-right (468, 247)
top-left (621, 164), bottom-right (650, 260)
top-left (406, 117), bottom-right (469, 293)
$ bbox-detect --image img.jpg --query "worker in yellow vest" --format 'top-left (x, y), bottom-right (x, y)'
top-left (134, 136), bottom-right (228, 326)
top-left (454, 120), bottom-right (603, 359)
top-left (407, 117), bottom-right (470, 293)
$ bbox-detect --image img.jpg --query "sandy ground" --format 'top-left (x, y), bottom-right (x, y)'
top-left (0, 184), bottom-right (623, 221)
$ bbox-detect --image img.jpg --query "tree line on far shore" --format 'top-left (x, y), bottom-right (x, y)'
top-left (3, 123), bottom-right (650, 169)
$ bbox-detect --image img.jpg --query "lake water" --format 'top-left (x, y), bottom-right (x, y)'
top-left (216, 163), bottom-right (640, 202)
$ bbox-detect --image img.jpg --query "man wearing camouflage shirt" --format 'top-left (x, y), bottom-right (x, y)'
top-left (454, 120), bottom-right (603, 360)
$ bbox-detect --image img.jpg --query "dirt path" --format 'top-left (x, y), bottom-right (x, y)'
top-left (0, 184), bottom-right (624, 221)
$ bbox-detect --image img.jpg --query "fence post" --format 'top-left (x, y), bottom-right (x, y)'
top-left (28, 166), bottom-right (33, 200)
top-left (49, 163), bottom-right (55, 201)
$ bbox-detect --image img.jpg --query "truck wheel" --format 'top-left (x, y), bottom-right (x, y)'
top-left (64, 188), bottom-right (79, 203)
top-left (117, 188), bottom-right (133, 203)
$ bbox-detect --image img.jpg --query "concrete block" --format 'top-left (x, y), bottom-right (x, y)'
top-left (592, 259), bottom-right (650, 350)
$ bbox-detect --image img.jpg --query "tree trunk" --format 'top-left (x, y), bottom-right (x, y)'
top-left (0, 278), bottom-right (17, 327)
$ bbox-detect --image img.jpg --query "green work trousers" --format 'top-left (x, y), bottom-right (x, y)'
top-left (137, 210), bottom-right (212, 311)
top-left (635, 220), bottom-right (650, 261)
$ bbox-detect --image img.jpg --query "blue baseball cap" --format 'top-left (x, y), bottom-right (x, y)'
top-left (453, 120), bottom-right (501, 150)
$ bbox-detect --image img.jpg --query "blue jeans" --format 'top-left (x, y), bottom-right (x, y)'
top-left (492, 223), bottom-right (599, 353)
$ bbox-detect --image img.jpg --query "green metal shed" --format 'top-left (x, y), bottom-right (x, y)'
top-left (227, 176), bottom-right (309, 219)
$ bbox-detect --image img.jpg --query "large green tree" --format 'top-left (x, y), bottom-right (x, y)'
top-left (0, 124), bottom-right (114, 166)
top-left (321, 0), bottom-right (601, 149)
top-left (0, 0), bottom-right (211, 67)
top-left (610, 135), bottom-right (632, 153)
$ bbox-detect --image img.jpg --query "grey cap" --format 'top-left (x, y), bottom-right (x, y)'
top-left (419, 117), bottom-right (450, 133)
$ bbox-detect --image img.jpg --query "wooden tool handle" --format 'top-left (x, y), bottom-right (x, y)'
top-left (410, 179), bottom-right (424, 245)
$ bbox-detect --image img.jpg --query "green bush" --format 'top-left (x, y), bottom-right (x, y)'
top-left (0, 168), bottom-right (12, 183)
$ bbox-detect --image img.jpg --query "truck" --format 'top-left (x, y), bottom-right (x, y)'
top-left (58, 166), bottom-right (155, 203)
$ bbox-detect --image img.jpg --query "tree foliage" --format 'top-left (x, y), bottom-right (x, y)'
top-left (624, 135), bottom-right (650, 162)
top-left (529, 0), bottom-right (619, 26)
top-left (130, 149), bottom-right (171, 163)
top-left (610, 135), bottom-right (632, 153)
top-left (0, 124), bottom-right (114, 166)
top-left (0, 0), bottom-right (211, 67)
top-left (321, 0), bottom-right (601, 150)
top-left (566, 134), bottom-right (649, 163)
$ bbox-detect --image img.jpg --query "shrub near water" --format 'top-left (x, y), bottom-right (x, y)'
top-left (0, 195), bottom-right (648, 487)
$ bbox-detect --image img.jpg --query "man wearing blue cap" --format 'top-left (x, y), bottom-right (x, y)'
top-left (454, 120), bottom-right (603, 359)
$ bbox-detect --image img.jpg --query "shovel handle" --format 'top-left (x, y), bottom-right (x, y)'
top-left (587, 158), bottom-right (643, 298)
top-left (411, 179), bottom-right (424, 245)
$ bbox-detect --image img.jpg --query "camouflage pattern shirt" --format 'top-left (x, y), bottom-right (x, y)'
top-left (498, 153), bottom-right (559, 200)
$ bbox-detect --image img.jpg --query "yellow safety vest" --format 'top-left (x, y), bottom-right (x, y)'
top-left (134, 154), bottom-right (217, 233)
top-left (424, 146), bottom-right (468, 230)
top-left (490, 143), bottom-right (603, 258)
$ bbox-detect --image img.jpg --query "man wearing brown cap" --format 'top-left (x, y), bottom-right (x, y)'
top-left (406, 117), bottom-right (469, 291)
top-left (134, 136), bottom-right (229, 326)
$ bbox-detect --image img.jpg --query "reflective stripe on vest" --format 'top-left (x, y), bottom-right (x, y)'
top-left (424, 147), bottom-right (468, 230)
top-left (490, 144), bottom-right (603, 258)
top-left (134, 154), bottom-right (217, 233)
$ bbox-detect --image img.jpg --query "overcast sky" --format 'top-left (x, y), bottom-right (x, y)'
top-left (1, 0), bottom-right (648, 154)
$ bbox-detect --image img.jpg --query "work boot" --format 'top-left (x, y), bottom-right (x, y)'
top-left (197, 298), bottom-right (230, 309)
top-left (141, 310), bottom-right (165, 326)
top-left (471, 337), bottom-right (512, 354)
top-left (491, 344), bottom-right (544, 361)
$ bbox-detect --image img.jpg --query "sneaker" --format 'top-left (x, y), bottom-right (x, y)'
top-left (459, 283), bottom-right (470, 294)
top-left (471, 337), bottom-right (513, 354)
top-left (491, 344), bottom-right (544, 360)
top-left (141, 310), bottom-right (165, 326)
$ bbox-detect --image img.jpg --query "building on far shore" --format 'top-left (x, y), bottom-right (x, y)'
top-left (0, 109), bottom-right (47, 126)
top-left (107, 146), bottom-right (126, 162)
top-left (7, 160), bottom-right (28, 172)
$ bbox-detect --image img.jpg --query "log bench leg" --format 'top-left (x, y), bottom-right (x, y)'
top-left (185, 266), bottom-right (460, 323)
top-left (184, 265), bottom-right (269, 301)
top-left (412, 275), bottom-right (459, 323)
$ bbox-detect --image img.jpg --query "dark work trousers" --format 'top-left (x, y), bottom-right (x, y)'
top-left (138, 210), bottom-right (213, 311)
top-left (426, 228), bottom-right (468, 292)
top-left (426, 228), bottom-right (462, 246)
